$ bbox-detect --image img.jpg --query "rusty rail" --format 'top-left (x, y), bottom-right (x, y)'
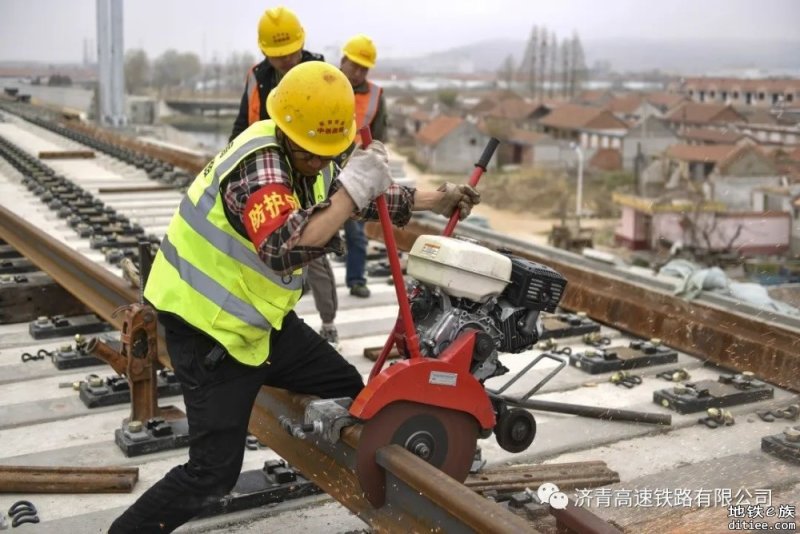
top-left (250, 388), bottom-right (540, 533)
top-left (63, 119), bottom-right (206, 174)
top-left (0, 204), bottom-right (170, 365)
top-left (465, 461), bottom-right (620, 494)
top-left (0, 466), bottom-right (139, 493)
top-left (366, 217), bottom-right (800, 392)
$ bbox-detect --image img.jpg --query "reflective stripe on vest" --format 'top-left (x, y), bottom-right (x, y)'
top-left (144, 120), bottom-right (331, 365)
top-left (246, 67), bottom-right (260, 125)
top-left (158, 235), bottom-right (271, 330)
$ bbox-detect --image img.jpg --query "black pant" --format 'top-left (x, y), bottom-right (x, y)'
top-left (108, 311), bottom-right (364, 533)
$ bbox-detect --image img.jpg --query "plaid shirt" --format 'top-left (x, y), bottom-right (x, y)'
top-left (222, 146), bottom-right (415, 274)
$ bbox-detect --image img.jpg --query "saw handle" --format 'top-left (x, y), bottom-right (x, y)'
top-left (359, 127), bottom-right (423, 374)
top-left (442, 137), bottom-right (499, 237)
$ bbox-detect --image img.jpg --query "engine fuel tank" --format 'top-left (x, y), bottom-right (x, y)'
top-left (407, 235), bottom-right (511, 302)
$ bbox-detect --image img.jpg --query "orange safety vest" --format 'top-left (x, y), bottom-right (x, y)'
top-left (354, 81), bottom-right (382, 144)
top-left (245, 67), bottom-right (261, 126)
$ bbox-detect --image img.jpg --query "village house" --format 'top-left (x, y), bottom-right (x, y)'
top-left (679, 127), bottom-right (749, 146)
top-left (614, 143), bottom-right (792, 255)
top-left (621, 115), bottom-right (680, 172)
top-left (664, 102), bottom-right (747, 131)
top-left (414, 115), bottom-right (492, 174)
top-left (672, 77), bottom-right (800, 108)
top-left (536, 103), bottom-right (629, 149)
top-left (644, 92), bottom-right (691, 115)
top-left (613, 193), bottom-right (791, 255)
top-left (605, 94), bottom-right (662, 123)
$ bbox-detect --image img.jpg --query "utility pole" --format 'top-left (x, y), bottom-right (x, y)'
top-left (96, 0), bottom-right (126, 127)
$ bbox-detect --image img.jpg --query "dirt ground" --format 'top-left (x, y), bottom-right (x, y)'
top-left (389, 147), bottom-right (620, 247)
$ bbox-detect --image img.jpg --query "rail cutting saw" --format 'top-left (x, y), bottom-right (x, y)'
top-left (282, 132), bottom-right (567, 507)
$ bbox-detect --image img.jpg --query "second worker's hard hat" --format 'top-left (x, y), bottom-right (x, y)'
top-left (266, 61), bottom-right (356, 156)
top-left (258, 6), bottom-right (305, 57)
top-left (342, 34), bottom-right (377, 69)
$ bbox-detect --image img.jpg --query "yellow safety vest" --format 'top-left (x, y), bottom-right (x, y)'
top-left (144, 120), bottom-right (333, 365)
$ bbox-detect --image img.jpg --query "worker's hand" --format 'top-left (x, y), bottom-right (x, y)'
top-left (433, 182), bottom-right (481, 220)
top-left (337, 142), bottom-right (392, 210)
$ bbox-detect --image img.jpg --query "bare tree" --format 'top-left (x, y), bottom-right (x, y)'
top-left (560, 38), bottom-right (571, 99)
top-left (548, 32), bottom-right (558, 98)
top-left (520, 26), bottom-right (539, 97)
top-left (569, 32), bottom-right (587, 98)
top-left (124, 49), bottom-right (150, 94)
top-left (497, 54), bottom-right (515, 89)
top-left (537, 28), bottom-right (548, 99)
top-left (153, 50), bottom-right (202, 94)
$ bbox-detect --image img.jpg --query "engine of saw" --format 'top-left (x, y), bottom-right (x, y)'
top-left (406, 235), bottom-right (567, 383)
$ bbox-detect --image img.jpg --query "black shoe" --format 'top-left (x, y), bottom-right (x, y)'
top-left (349, 284), bottom-right (371, 298)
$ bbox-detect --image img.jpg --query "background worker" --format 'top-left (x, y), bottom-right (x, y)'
top-left (230, 5), bottom-right (340, 347)
top-left (108, 61), bottom-right (480, 533)
top-left (339, 34), bottom-right (388, 299)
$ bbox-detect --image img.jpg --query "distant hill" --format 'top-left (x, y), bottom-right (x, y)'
top-left (375, 38), bottom-right (800, 76)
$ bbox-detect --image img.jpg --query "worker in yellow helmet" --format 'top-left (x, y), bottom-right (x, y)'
top-left (229, 6), bottom-right (323, 140)
top-left (231, 6), bottom-right (340, 349)
top-left (108, 61), bottom-right (481, 533)
top-left (338, 34), bottom-right (387, 299)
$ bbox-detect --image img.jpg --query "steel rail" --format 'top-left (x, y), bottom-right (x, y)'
top-left (0, 205), bottom-right (137, 329)
top-left (366, 217), bottom-right (800, 392)
top-left (0, 465), bottom-right (139, 493)
top-left (250, 388), bottom-right (542, 533)
top-left (0, 206), bottom-right (547, 531)
top-left (0, 205), bottom-right (171, 364)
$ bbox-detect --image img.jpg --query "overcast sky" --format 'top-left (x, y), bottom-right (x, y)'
top-left (1, 0), bottom-right (798, 63)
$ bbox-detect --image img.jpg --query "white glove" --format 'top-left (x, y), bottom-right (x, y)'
top-left (433, 182), bottom-right (481, 220)
top-left (337, 141), bottom-right (393, 210)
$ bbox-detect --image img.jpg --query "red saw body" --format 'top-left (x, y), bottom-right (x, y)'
top-left (349, 129), bottom-right (567, 508)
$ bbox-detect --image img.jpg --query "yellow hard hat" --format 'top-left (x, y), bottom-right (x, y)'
top-left (342, 34), bottom-right (377, 69)
top-left (267, 61), bottom-right (356, 156)
top-left (258, 6), bottom-right (305, 57)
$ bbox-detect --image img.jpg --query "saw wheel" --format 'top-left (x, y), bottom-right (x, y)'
top-left (356, 400), bottom-right (478, 508)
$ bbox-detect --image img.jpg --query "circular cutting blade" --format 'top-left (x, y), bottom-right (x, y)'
top-left (356, 401), bottom-right (478, 508)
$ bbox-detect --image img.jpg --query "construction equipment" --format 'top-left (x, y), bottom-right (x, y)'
top-left (291, 130), bottom-right (569, 508)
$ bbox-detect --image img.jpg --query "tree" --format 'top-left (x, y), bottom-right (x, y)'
top-left (569, 32), bottom-right (587, 98)
top-left (520, 26), bottom-right (539, 97)
top-left (124, 49), bottom-right (150, 94)
top-left (497, 54), bottom-right (515, 89)
top-left (560, 38), bottom-right (570, 98)
top-left (152, 50), bottom-right (202, 93)
top-left (537, 28), bottom-right (548, 99)
top-left (548, 33), bottom-right (558, 98)
top-left (436, 89), bottom-right (458, 109)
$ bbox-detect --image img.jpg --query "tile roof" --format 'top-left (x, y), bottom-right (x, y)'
top-left (680, 127), bottom-right (745, 144)
top-left (481, 98), bottom-right (541, 120)
top-left (507, 127), bottom-right (549, 145)
top-left (606, 94), bottom-right (646, 115)
top-left (538, 104), bottom-right (628, 130)
top-left (415, 115), bottom-right (464, 146)
top-left (665, 103), bottom-right (745, 124)
top-left (715, 144), bottom-right (773, 175)
top-left (645, 92), bottom-right (689, 112)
